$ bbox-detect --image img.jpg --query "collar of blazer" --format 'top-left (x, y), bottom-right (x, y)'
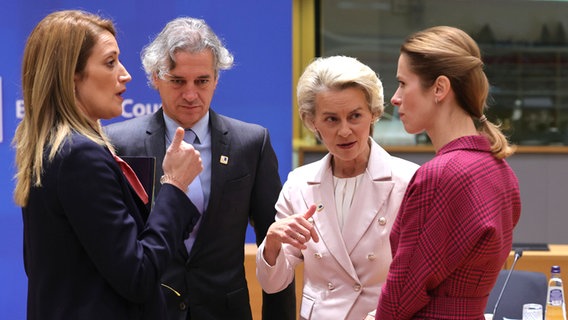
top-left (307, 137), bottom-right (395, 184)
top-left (300, 138), bottom-right (396, 276)
top-left (151, 108), bottom-right (233, 261)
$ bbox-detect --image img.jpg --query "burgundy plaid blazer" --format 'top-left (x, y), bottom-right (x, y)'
top-left (376, 135), bottom-right (521, 319)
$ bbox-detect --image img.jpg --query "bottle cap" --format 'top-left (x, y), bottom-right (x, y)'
top-left (552, 265), bottom-right (561, 273)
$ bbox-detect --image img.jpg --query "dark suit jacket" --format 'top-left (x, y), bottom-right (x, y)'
top-left (105, 109), bottom-right (296, 320)
top-left (23, 133), bottom-right (200, 320)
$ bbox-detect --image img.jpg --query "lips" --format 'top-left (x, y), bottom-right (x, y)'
top-left (179, 104), bottom-right (201, 111)
top-left (337, 141), bottom-right (356, 148)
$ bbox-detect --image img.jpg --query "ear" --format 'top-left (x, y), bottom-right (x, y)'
top-left (212, 76), bottom-right (219, 90)
top-left (372, 112), bottom-right (380, 123)
top-left (73, 72), bottom-right (82, 85)
top-left (310, 120), bottom-right (317, 133)
top-left (433, 75), bottom-right (451, 103)
top-left (309, 120), bottom-right (322, 141)
top-left (314, 129), bottom-right (322, 141)
top-left (73, 73), bottom-right (81, 95)
top-left (151, 72), bottom-right (160, 89)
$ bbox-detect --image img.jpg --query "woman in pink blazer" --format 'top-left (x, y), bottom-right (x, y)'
top-left (256, 56), bottom-right (419, 320)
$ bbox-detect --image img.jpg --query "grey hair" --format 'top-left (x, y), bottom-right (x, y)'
top-left (141, 17), bottom-right (234, 87)
top-left (297, 55), bottom-right (384, 136)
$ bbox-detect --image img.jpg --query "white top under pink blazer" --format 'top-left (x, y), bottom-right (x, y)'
top-left (257, 138), bottom-right (419, 320)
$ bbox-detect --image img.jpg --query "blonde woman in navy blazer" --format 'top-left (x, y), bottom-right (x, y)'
top-left (13, 10), bottom-right (202, 320)
top-left (256, 56), bottom-right (419, 320)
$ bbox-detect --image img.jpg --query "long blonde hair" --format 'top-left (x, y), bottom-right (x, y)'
top-left (401, 26), bottom-right (515, 159)
top-left (13, 10), bottom-right (117, 207)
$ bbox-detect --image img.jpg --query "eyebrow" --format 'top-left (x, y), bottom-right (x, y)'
top-left (320, 106), bottom-right (364, 116)
top-left (164, 73), bottom-right (184, 79)
top-left (346, 107), bottom-right (364, 113)
top-left (103, 50), bottom-right (119, 57)
top-left (167, 73), bottom-right (212, 80)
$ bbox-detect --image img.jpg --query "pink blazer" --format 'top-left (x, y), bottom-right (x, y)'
top-left (257, 139), bottom-right (419, 320)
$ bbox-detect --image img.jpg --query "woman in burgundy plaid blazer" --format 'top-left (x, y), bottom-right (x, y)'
top-left (374, 26), bottom-right (521, 319)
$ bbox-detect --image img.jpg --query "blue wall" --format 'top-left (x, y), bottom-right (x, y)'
top-left (0, 1), bottom-right (292, 318)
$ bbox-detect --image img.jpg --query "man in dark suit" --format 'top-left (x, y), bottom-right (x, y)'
top-left (105, 17), bottom-right (295, 320)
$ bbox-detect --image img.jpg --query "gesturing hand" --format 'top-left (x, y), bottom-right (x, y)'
top-left (161, 127), bottom-right (203, 191)
top-left (263, 204), bottom-right (319, 266)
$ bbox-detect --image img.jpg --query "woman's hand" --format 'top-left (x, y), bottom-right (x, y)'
top-left (363, 310), bottom-right (376, 320)
top-left (263, 204), bottom-right (319, 265)
top-left (161, 127), bottom-right (203, 191)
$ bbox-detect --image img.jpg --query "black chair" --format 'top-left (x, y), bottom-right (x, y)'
top-left (485, 270), bottom-right (548, 320)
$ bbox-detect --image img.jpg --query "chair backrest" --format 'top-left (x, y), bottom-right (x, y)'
top-left (485, 270), bottom-right (548, 319)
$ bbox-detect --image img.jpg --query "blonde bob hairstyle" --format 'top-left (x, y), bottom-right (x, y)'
top-left (13, 10), bottom-right (117, 207)
top-left (297, 55), bottom-right (384, 139)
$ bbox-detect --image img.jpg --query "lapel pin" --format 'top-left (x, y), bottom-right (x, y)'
top-left (220, 155), bottom-right (229, 165)
top-left (316, 203), bottom-right (324, 212)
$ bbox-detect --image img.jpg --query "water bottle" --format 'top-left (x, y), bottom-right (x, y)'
top-left (545, 266), bottom-right (566, 320)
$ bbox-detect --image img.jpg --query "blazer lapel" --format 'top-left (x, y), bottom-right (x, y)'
top-left (341, 177), bottom-right (393, 254)
top-left (342, 139), bottom-right (395, 254)
top-left (187, 110), bottom-right (229, 262)
top-left (145, 109), bottom-right (167, 195)
top-left (306, 154), bottom-right (358, 278)
top-left (147, 109), bottom-right (190, 259)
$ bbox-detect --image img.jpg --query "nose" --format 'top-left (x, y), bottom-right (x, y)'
top-left (338, 121), bottom-right (351, 137)
top-left (391, 94), bottom-right (401, 107)
top-left (119, 65), bottom-right (132, 83)
top-left (182, 85), bottom-right (198, 101)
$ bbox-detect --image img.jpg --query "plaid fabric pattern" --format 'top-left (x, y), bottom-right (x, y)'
top-left (377, 135), bottom-right (521, 319)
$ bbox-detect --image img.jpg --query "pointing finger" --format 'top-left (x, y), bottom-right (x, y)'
top-left (303, 204), bottom-right (317, 220)
top-left (169, 127), bottom-right (185, 150)
top-left (303, 204), bottom-right (319, 243)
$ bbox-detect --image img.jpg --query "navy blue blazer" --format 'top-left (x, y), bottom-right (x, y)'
top-left (105, 109), bottom-right (296, 320)
top-left (23, 133), bottom-right (200, 320)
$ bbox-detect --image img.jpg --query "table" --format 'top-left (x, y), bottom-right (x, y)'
top-left (504, 244), bottom-right (568, 278)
